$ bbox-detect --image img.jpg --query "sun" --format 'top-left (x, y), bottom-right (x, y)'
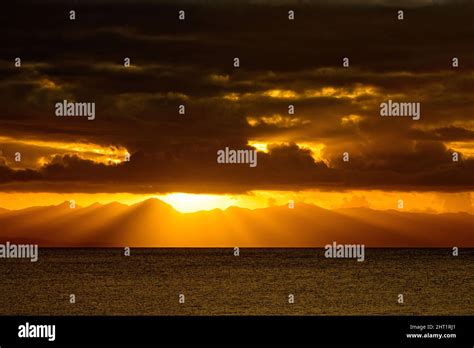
top-left (157, 193), bottom-right (236, 213)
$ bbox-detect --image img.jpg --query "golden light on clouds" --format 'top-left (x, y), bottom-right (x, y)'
top-left (260, 86), bottom-right (379, 100)
top-left (209, 74), bottom-right (230, 84)
top-left (223, 85), bottom-right (379, 102)
top-left (341, 114), bottom-right (364, 126)
top-left (246, 114), bottom-right (310, 128)
top-left (262, 89), bottom-right (298, 99)
top-left (303, 86), bottom-right (379, 99)
top-left (248, 140), bottom-right (269, 153)
top-left (38, 78), bottom-right (61, 90)
top-left (0, 135), bottom-right (129, 167)
top-left (297, 142), bottom-right (326, 162)
top-left (248, 140), bottom-right (326, 162)
top-left (223, 92), bottom-right (240, 101)
top-left (246, 118), bottom-right (259, 127)
top-left (447, 141), bottom-right (474, 158)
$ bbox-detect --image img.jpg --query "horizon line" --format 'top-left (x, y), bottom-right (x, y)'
top-left (0, 197), bottom-right (473, 216)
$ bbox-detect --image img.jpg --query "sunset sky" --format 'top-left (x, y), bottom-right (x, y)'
top-left (1, 0), bottom-right (473, 217)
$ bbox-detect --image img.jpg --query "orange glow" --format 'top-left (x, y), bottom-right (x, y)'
top-left (248, 140), bottom-right (326, 162)
top-left (446, 141), bottom-right (474, 158)
top-left (157, 193), bottom-right (236, 213)
top-left (0, 190), bottom-right (472, 214)
top-left (248, 141), bottom-right (269, 153)
top-left (304, 86), bottom-right (379, 99)
top-left (0, 135), bottom-right (129, 166)
top-left (246, 114), bottom-right (310, 128)
top-left (341, 114), bottom-right (364, 126)
top-left (38, 78), bottom-right (61, 90)
top-left (223, 85), bottom-right (379, 102)
top-left (262, 89), bottom-right (298, 99)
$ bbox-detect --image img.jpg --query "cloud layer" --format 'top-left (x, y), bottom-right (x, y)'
top-left (1, 0), bottom-right (473, 193)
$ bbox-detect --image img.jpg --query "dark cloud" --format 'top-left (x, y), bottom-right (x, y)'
top-left (0, 0), bottom-right (473, 193)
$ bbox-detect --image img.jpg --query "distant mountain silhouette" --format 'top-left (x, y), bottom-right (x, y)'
top-left (0, 198), bottom-right (472, 247)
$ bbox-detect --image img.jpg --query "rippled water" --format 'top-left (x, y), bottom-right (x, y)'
top-left (0, 248), bottom-right (472, 315)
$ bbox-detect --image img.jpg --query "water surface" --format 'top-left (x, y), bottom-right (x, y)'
top-left (0, 248), bottom-right (472, 315)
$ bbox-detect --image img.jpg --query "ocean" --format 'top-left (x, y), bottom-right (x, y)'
top-left (0, 248), bottom-right (472, 315)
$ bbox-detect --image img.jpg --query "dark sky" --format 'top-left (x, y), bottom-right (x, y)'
top-left (0, 0), bottom-right (473, 193)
